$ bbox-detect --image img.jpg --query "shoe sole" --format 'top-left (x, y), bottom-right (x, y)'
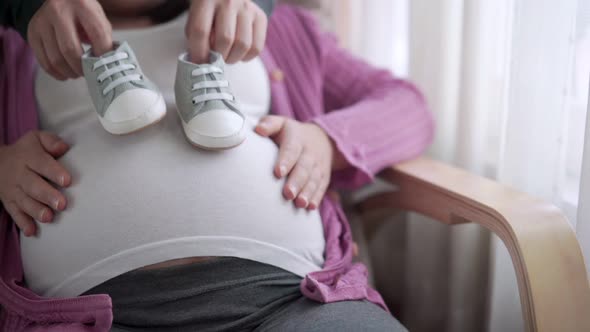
top-left (183, 124), bottom-right (247, 151)
top-left (100, 94), bottom-right (167, 135)
top-left (186, 133), bottom-right (246, 151)
top-left (176, 106), bottom-right (247, 150)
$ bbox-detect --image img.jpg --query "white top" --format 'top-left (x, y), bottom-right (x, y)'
top-left (21, 13), bottom-right (325, 298)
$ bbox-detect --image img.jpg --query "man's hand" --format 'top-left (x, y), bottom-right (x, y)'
top-left (255, 116), bottom-right (340, 210)
top-left (27, 0), bottom-right (112, 80)
top-left (186, 0), bottom-right (268, 64)
top-left (0, 131), bottom-right (71, 237)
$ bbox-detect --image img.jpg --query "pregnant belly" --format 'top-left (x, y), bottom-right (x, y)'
top-left (20, 115), bottom-right (325, 296)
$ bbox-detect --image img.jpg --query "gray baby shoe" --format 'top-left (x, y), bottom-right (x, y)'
top-left (82, 42), bottom-right (166, 135)
top-left (174, 52), bottom-right (245, 150)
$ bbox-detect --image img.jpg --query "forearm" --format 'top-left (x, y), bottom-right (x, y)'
top-left (314, 22), bottom-right (434, 189)
top-left (313, 92), bottom-right (434, 190)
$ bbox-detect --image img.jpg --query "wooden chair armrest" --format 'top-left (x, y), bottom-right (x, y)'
top-left (357, 157), bottom-right (590, 332)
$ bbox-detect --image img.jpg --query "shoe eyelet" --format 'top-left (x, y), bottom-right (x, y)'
top-left (191, 100), bottom-right (196, 105)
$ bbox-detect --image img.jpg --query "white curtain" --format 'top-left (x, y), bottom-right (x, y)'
top-left (406, 1), bottom-right (501, 330)
top-left (320, 0), bottom-right (587, 331)
top-left (575, 0), bottom-right (590, 276)
top-left (314, 0), bottom-right (408, 77)
top-left (409, 0), bottom-right (587, 330)
top-left (580, 96), bottom-right (590, 272)
top-left (488, 1), bottom-right (580, 331)
top-left (325, 0), bottom-right (491, 330)
top-left (413, 1), bottom-right (586, 331)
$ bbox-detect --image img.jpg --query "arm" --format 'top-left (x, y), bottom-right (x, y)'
top-left (0, 0), bottom-right (44, 39)
top-left (255, 6), bottom-right (433, 209)
top-left (310, 29), bottom-right (435, 190)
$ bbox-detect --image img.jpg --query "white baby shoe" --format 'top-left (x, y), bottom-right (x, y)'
top-left (82, 42), bottom-right (166, 135)
top-left (174, 52), bottom-right (246, 150)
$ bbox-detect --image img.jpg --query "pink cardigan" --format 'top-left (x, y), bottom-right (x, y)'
top-left (0, 5), bottom-right (434, 331)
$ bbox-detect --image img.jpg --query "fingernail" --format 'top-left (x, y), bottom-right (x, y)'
top-left (299, 195), bottom-right (308, 206)
top-left (39, 209), bottom-right (47, 222)
top-left (53, 198), bottom-right (61, 210)
top-left (52, 142), bottom-right (62, 150)
top-left (59, 175), bottom-right (66, 186)
top-left (279, 165), bottom-right (287, 177)
top-left (288, 185), bottom-right (297, 198)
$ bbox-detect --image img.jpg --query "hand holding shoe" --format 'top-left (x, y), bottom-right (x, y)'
top-left (27, 0), bottom-right (113, 80)
top-left (186, 0), bottom-right (268, 64)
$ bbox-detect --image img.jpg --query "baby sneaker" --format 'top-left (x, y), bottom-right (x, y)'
top-left (82, 42), bottom-right (166, 135)
top-left (174, 52), bottom-right (246, 150)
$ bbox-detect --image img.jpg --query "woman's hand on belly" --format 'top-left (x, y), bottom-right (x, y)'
top-left (0, 131), bottom-right (71, 236)
top-left (254, 116), bottom-right (347, 210)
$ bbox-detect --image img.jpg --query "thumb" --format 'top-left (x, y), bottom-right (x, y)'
top-left (37, 132), bottom-right (70, 158)
top-left (255, 115), bottom-right (286, 137)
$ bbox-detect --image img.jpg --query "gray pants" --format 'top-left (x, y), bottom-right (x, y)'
top-left (81, 257), bottom-right (406, 332)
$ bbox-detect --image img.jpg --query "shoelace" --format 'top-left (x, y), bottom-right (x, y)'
top-left (191, 66), bottom-right (234, 105)
top-left (93, 52), bottom-right (142, 96)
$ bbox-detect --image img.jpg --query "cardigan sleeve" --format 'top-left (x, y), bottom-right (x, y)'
top-left (309, 23), bottom-right (435, 190)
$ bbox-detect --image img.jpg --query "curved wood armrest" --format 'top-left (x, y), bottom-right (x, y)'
top-left (358, 157), bottom-right (590, 332)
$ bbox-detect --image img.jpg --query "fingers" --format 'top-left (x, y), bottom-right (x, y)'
top-left (41, 28), bottom-right (76, 79)
top-left (4, 201), bottom-right (36, 237)
top-left (213, 2), bottom-right (239, 60)
top-left (255, 115), bottom-right (286, 137)
top-left (283, 153), bottom-right (313, 201)
top-left (186, 0), bottom-right (216, 63)
top-left (284, 150), bottom-right (330, 209)
top-left (226, 8), bottom-right (253, 64)
top-left (243, 9), bottom-right (267, 61)
top-left (21, 169), bottom-right (67, 211)
top-left (39, 37), bottom-right (67, 81)
top-left (27, 3), bottom-right (63, 80)
top-left (37, 131), bottom-right (70, 159)
top-left (54, 17), bottom-right (84, 76)
top-left (275, 133), bottom-right (303, 179)
top-left (15, 187), bottom-right (53, 223)
top-left (27, 0), bottom-right (110, 80)
top-left (0, 129), bottom-right (71, 237)
top-left (257, 116), bottom-right (293, 178)
top-left (25, 148), bottom-right (71, 188)
top-left (308, 175), bottom-right (329, 210)
top-left (294, 166), bottom-right (322, 208)
top-left (77, 1), bottom-right (113, 56)
top-left (186, 0), bottom-right (267, 63)
top-left (29, 33), bottom-right (61, 80)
